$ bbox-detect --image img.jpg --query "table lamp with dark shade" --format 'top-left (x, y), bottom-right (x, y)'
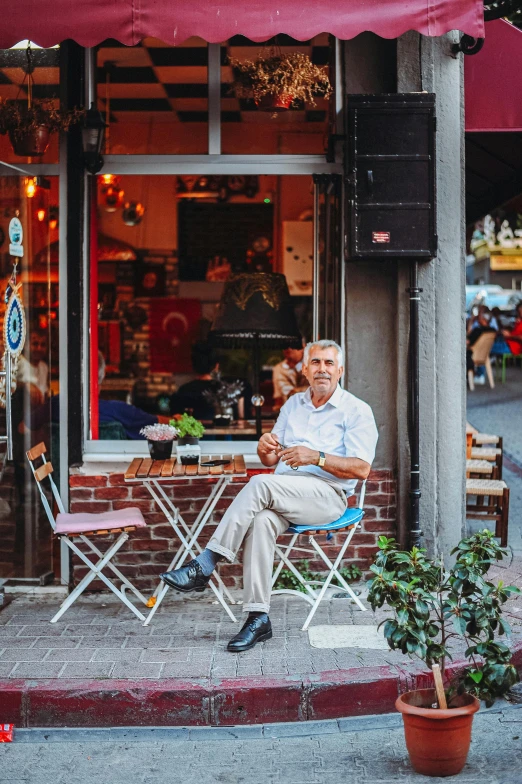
top-left (209, 272), bottom-right (302, 439)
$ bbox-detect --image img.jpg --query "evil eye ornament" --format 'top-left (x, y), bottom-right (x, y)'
top-left (4, 291), bottom-right (25, 357)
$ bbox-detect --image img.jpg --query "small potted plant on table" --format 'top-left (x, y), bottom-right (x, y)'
top-left (368, 530), bottom-right (520, 777)
top-left (140, 423), bottom-right (178, 461)
top-left (170, 413), bottom-right (205, 465)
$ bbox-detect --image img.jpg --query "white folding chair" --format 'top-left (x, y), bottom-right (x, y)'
top-left (27, 442), bottom-right (151, 623)
top-left (271, 481), bottom-right (367, 631)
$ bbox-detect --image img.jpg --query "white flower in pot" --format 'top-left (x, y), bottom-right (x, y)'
top-left (140, 423), bottom-right (178, 461)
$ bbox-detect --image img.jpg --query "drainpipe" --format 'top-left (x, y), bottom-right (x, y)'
top-left (408, 261), bottom-right (422, 548)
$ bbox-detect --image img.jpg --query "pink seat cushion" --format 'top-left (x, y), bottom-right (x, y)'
top-left (55, 506), bottom-right (147, 535)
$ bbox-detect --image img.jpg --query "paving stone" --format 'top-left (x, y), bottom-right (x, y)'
top-left (111, 663), bottom-right (164, 679)
top-left (0, 637), bottom-right (37, 648)
top-left (0, 662), bottom-right (15, 676)
top-left (11, 662), bottom-right (65, 677)
top-left (17, 625), bottom-right (64, 637)
top-left (75, 636), bottom-right (128, 648)
top-left (44, 649), bottom-right (97, 662)
top-left (108, 622), bottom-right (154, 636)
top-left (0, 648), bottom-right (47, 662)
top-left (92, 648), bottom-right (141, 662)
top-left (32, 637), bottom-right (82, 648)
top-left (63, 625), bottom-right (110, 636)
top-left (60, 662), bottom-right (114, 678)
top-left (140, 648), bottom-right (190, 663)
top-left (0, 625), bottom-right (25, 636)
top-left (124, 635), bottom-right (173, 648)
top-left (162, 662), bottom-right (211, 677)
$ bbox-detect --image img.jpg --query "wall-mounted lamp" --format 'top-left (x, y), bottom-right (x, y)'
top-left (82, 103), bottom-right (106, 175)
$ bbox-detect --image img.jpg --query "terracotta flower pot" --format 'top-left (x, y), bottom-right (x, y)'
top-left (256, 93), bottom-right (294, 111)
top-left (396, 689), bottom-right (480, 777)
top-left (8, 125), bottom-right (50, 156)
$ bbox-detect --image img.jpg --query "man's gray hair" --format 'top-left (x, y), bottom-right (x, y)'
top-left (303, 340), bottom-right (344, 366)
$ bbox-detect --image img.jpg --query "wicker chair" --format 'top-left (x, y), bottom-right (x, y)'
top-left (465, 478), bottom-right (509, 547)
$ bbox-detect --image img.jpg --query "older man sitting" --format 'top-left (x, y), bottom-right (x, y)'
top-left (160, 339), bottom-right (378, 652)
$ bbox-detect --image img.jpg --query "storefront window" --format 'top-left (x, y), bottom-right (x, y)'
top-left (90, 173), bottom-right (314, 442)
top-left (95, 34), bottom-right (332, 156)
top-left (97, 38), bottom-right (209, 154)
top-left (0, 173), bottom-right (59, 579)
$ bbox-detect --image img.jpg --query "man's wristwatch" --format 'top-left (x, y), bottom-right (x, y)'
top-left (317, 450), bottom-right (326, 467)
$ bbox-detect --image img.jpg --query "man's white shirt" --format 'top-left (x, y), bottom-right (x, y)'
top-left (271, 385), bottom-right (378, 496)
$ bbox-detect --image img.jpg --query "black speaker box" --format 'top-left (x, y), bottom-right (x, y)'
top-left (347, 93), bottom-right (437, 260)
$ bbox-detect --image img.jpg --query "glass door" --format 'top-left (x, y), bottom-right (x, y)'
top-left (0, 173), bottom-right (59, 582)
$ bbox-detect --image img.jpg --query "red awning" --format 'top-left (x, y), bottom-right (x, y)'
top-left (1, 0), bottom-right (484, 48)
top-left (465, 19), bottom-right (522, 132)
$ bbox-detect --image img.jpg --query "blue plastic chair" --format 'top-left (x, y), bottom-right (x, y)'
top-left (271, 481), bottom-right (367, 630)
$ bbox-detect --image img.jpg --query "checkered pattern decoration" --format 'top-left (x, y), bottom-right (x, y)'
top-left (0, 35), bottom-right (330, 125)
top-left (96, 34), bottom-right (330, 125)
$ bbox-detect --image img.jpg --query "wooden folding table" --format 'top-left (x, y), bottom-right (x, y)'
top-left (124, 454), bottom-right (247, 625)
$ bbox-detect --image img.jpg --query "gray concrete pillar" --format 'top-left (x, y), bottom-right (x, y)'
top-left (397, 33), bottom-right (467, 559)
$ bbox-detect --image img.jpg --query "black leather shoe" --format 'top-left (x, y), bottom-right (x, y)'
top-left (160, 559), bottom-right (210, 593)
top-left (227, 613), bottom-right (272, 652)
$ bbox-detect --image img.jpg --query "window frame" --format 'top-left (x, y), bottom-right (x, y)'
top-left (82, 44), bottom-right (344, 460)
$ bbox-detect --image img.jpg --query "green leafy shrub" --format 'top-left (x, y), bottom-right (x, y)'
top-left (170, 413), bottom-right (205, 439)
top-left (274, 559), bottom-right (362, 593)
top-left (367, 530), bottom-right (520, 705)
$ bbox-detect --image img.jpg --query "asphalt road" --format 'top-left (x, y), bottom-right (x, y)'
top-left (1, 707), bottom-right (521, 784)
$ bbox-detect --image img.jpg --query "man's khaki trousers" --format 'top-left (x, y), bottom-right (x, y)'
top-left (207, 473), bottom-right (346, 614)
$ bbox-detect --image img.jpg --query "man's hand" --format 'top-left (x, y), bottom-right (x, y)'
top-left (279, 445), bottom-right (318, 469)
top-left (258, 432), bottom-right (281, 457)
top-left (257, 433), bottom-right (282, 467)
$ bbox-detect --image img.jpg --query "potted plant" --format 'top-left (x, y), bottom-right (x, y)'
top-left (368, 530), bottom-right (520, 777)
top-left (140, 423), bottom-right (178, 461)
top-left (0, 97), bottom-right (85, 157)
top-left (229, 51), bottom-right (332, 112)
top-left (202, 373), bottom-right (244, 426)
top-left (170, 413), bottom-right (205, 465)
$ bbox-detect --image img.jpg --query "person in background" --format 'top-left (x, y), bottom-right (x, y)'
top-left (466, 310), bottom-right (496, 384)
top-left (97, 353), bottom-right (170, 438)
top-left (272, 346), bottom-right (307, 412)
top-left (170, 342), bottom-right (221, 420)
top-left (491, 307), bottom-right (503, 332)
top-left (17, 329), bottom-right (49, 406)
top-left (503, 301), bottom-right (522, 356)
top-left (170, 342), bottom-right (249, 421)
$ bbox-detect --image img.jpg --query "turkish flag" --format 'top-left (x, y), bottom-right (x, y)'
top-left (149, 298), bottom-right (201, 373)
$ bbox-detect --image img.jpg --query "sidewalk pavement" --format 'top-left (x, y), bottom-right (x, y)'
top-left (1, 706), bottom-right (522, 784)
top-left (2, 552), bottom-right (522, 726)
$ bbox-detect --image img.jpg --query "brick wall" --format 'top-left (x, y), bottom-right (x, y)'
top-left (69, 467), bottom-right (396, 591)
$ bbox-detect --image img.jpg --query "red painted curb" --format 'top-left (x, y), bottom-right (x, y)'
top-left (2, 642), bottom-right (521, 727)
